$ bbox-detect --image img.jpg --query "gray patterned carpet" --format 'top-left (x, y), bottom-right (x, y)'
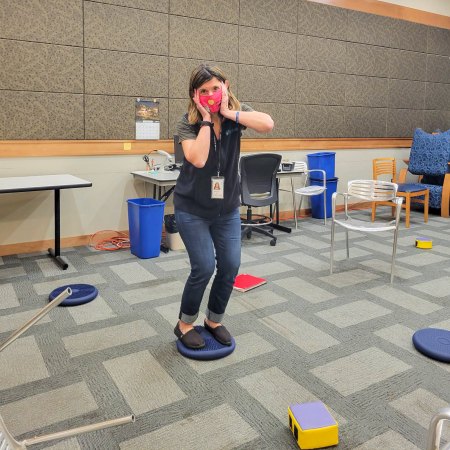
top-left (1, 209), bottom-right (450, 450)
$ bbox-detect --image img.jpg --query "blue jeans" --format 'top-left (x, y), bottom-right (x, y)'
top-left (174, 208), bottom-right (241, 324)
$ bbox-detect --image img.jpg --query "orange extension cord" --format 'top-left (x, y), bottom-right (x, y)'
top-left (89, 229), bottom-right (168, 251)
top-left (89, 230), bottom-right (130, 251)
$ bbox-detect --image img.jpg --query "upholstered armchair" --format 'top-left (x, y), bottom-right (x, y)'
top-left (399, 129), bottom-right (450, 218)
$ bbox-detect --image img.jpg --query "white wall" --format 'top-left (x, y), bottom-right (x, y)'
top-left (0, 148), bottom-right (412, 249)
top-left (382, 0), bottom-right (450, 17)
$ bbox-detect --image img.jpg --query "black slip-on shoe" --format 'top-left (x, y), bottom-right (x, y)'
top-left (174, 322), bottom-right (205, 349)
top-left (203, 321), bottom-right (232, 346)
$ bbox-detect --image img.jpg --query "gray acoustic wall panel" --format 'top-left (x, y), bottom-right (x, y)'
top-left (388, 79), bottom-right (426, 110)
top-left (1, 92), bottom-right (84, 140)
top-left (388, 16), bottom-right (428, 52)
top-left (424, 110), bottom-right (450, 133)
top-left (239, 27), bottom-right (297, 68)
top-left (244, 102), bottom-right (296, 138)
top-left (298, 1), bottom-right (348, 40)
top-left (427, 27), bottom-right (450, 56)
top-left (345, 107), bottom-right (388, 137)
top-left (346, 42), bottom-right (389, 78)
top-left (0, 0), bottom-right (449, 140)
top-left (387, 109), bottom-right (424, 137)
top-left (426, 54), bottom-right (450, 83)
top-left (169, 16), bottom-right (238, 62)
top-left (388, 49), bottom-right (427, 81)
top-left (296, 71), bottom-right (346, 106)
top-left (238, 66), bottom-right (296, 104)
top-left (168, 98), bottom-right (189, 139)
top-left (84, 3), bottom-right (169, 54)
top-left (85, 96), bottom-right (168, 140)
top-left (0, 40), bottom-right (83, 93)
top-left (345, 75), bottom-right (389, 108)
top-left (170, 0), bottom-right (239, 24)
top-left (425, 83), bottom-right (450, 110)
top-left (240, 0), bottom-right (298, 32)
top-left (297, 35), bottom-right (347, 73)
top-left (0, 0), bottom-right (83, 46)
top-left (347, 10), bottom-right (393, 48)
top-left (84, 50), bottom-right (168, 97)
top-left (100, 0), bottom-right (169, 13)
top-left (296, 105), bottom-right (347, 137)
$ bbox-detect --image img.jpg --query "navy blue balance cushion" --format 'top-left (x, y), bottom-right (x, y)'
top-left (49, 284), bottom-right (98, 307)
top-left (176, 326), bottom-right (236, 360)
top-left (412, 328), bottom-right (450, 363)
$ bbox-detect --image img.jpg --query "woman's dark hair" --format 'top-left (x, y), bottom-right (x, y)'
top-left (187, 64), bottom-right (240, 124)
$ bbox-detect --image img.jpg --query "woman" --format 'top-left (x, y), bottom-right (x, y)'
top-left (174, 64), bottom-right (274, 349)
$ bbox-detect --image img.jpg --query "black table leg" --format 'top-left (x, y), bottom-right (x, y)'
top-left (48, 189), bottom-right (69, 270)
top-left (270, 178), bottom-right (292, 233)
top-left (160, 186), bottom-right (175, 202)
top-left (158, 186), bottom-right (173, 253)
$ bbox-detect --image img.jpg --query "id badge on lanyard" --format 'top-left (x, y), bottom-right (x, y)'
top-left (211, 133), bottom-right (225, 200)
top-left (211, 176), bottom-right (225, 199)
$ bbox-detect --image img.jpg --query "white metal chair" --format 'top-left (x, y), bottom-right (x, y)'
top-left (330, 180), bottom-right (403, 284)
top-left (0, 288), bottom-right (135, 449)
top-left (293, 161), bottom-right (327, 228)
top-left (426, 407), bottom-right (450, 450)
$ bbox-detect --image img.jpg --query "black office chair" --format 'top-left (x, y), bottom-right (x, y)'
top-left (240, 153), bottom-right (282, 246)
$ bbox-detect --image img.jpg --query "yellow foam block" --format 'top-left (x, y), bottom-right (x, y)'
top-left (288, 402), bottom-right (338, 449)
top-left (415, 238), bottom-right (432, 249)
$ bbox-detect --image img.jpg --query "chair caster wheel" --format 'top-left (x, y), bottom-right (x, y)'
top-left (270, 239), bottom-right (276, 246)
top-left (246, 231), bottom-right (252, 239)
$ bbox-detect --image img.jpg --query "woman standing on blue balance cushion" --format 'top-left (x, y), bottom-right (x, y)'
top-left (173, 64), bottom-right (274, 349)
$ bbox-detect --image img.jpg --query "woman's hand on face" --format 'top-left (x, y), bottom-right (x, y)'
top-left (220, 81), bottom-right (230, 116)
top-left (193, 89), bottom-right (211, 121)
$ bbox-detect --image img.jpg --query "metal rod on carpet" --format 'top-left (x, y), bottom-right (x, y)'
top-left (425, 407), bottom-right (450, 450)
top-left (0, 413), bottom-right (24, 449)
top-left (0, 287), bottom-right (72, 353)
top-left (22, 415), bottom-right (135, 446)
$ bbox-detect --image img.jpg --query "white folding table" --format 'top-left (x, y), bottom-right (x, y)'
top-left (131, 170), bottom-right (179, 201)
top-left (0, 174), bottom-right (92, 270)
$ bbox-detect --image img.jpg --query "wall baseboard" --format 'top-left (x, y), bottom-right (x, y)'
top-left (0, 203), bottom-right (372, 257)
top-left (0, 234), bottom-right (94, 257)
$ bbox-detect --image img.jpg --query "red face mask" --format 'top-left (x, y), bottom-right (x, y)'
top-left (199, 89), bottom-right (222, 113)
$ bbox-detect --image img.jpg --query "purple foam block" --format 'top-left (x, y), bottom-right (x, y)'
top-left (290, 402), bottom-right (336, 430)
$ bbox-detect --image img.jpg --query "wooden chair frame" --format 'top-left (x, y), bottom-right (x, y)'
top-left (371, 157), bottom-right (429, 228)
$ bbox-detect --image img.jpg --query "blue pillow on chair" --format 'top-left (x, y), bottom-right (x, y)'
top-left (409, 128), bottom-right (450, 176)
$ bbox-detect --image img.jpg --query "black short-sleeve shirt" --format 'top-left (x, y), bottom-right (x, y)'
top-left (174, 104), bottom-right (253, 219)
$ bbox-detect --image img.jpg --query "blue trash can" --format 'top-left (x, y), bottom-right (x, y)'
top-left (310, 177), bottom-right (338, 219)
top-left (127, 198), bottom-right (165, 258)
top-left (307, 152), bottom-right (336, 181)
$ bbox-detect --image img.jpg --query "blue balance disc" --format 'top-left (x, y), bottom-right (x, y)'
top-left (412, 328), bottom-right (450, 363)
top-left (176, 326), bottom-right (236, 360)
top-left (49, 284), bottom-right (98, 307)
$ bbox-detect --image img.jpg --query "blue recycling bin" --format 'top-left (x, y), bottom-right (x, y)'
top-left (310, 178), bottom-right (338, 219)
top-left (127, 198), bottom-right (165, 258)
top-left (307, 152), bottom-right (336, 181)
